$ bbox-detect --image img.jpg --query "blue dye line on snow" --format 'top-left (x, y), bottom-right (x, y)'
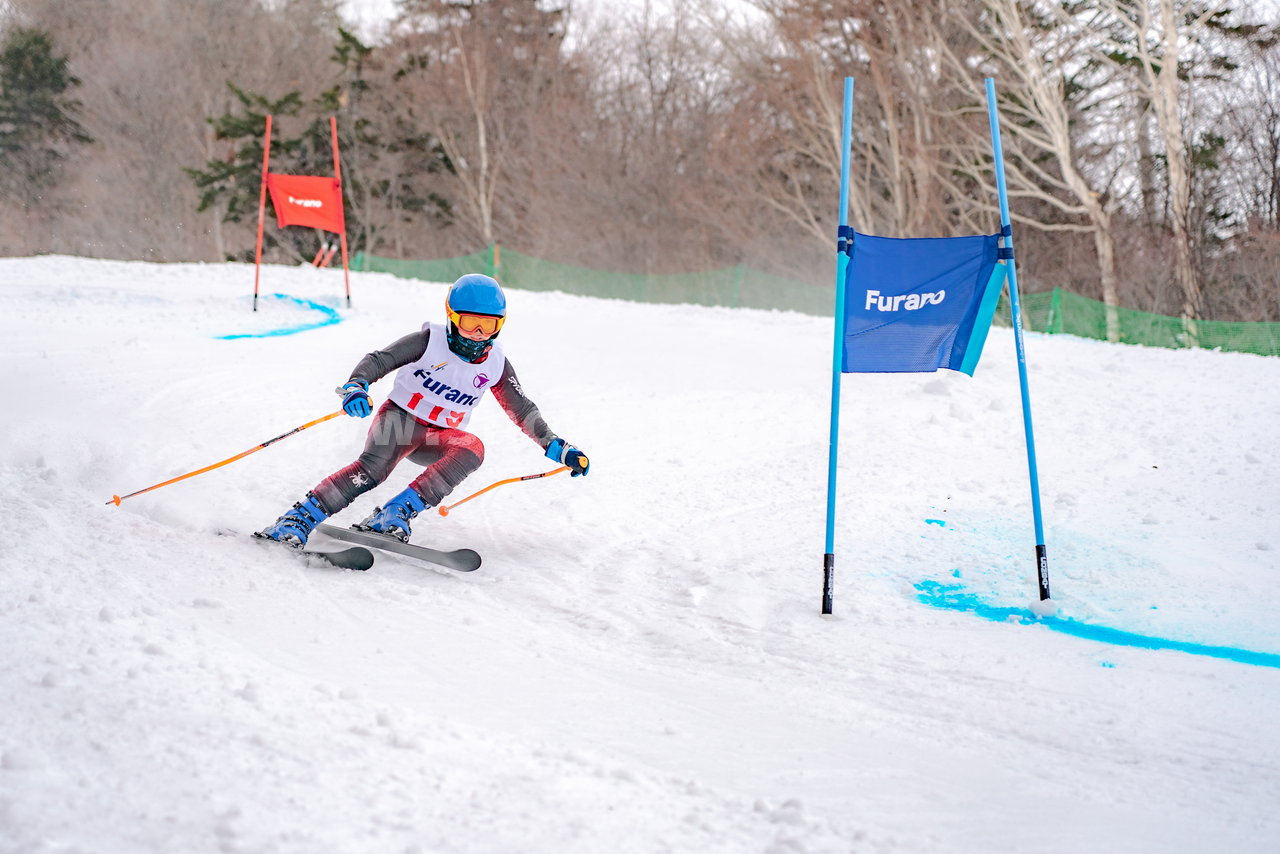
top-left (915, 580), bottom-right (1280, 669)
top-left (216, 293), bottom-right (342, 339)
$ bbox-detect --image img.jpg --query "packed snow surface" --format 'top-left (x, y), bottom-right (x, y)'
top-left (1, 256), bottom-right (1278, 853)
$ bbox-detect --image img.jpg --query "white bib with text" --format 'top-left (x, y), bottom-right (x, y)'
top-left (387, 322), bottom-right (505, 429)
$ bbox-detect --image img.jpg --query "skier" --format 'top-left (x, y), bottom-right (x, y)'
top-left (257, 273), bottom-right (589, 547)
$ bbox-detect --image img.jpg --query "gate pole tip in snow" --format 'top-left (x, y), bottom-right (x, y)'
top-left (252, 114), bottom-right (273, 313)
top-left (986, 78), bottom-right (1052, 604)
top-left (822, 77), bottom-right (855, 616)
top-left (822, 553), bottom-right (836, 617)
top-left (329, 116), bottom-right (353, 310)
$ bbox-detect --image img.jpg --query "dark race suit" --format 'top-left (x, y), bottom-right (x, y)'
top-left (308, 327), bottom-right (559, 516)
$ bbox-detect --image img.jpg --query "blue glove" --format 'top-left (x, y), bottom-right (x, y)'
top-left (546, 437), bottom-right (590, 477)
top-left (336, 379), bottom-right (371, 418)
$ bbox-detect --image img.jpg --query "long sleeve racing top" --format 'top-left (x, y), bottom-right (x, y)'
top-left (348, 328), bottom-right (558, 450)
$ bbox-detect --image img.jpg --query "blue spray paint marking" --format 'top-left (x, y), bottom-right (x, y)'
top-left (216, 294), bottom-right (342, 340)
top-left (915, 580), bottom-right (1280, 669)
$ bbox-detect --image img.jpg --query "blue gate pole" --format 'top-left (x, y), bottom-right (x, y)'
top-left (823, 77), bottom-right (855, 616)
top-left (985, 78), bottom-right (1051, 601)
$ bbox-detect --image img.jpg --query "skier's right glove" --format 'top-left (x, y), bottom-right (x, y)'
top-left (337, 379), bottom-right (371, 418)
top-left (546, 438), bottom-right (590, 477)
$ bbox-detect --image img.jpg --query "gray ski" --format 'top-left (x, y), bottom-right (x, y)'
top-left (313, 523), bottom-right (482, 572)
top-left (252, 532), bottom-right (375, 571)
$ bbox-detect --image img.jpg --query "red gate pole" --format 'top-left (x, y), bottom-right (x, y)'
top-left (252, 114), bottom-right (273, 312)
top-left (329, 116), bottom-right (352, 307)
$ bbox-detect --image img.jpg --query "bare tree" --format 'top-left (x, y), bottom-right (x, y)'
top-left (8, 0), bottom-right (342, 260)
top-left (1063, 0), bottom-right (1238, 324)
top-left (724, 0), bottom-right (984, 254)
top-left (1129, 0), bottom-right (1208, 321)
top-left (937, 0), bottom-right (1130, 338)
top-left (1227, 39), bottom-right (1280, 229)
top-left (1198, 12), bottom-right (1280, 320)
top-left (582, 1), bottom-right (745, 272)
top-left (387, 0), bottom-right (572, 252)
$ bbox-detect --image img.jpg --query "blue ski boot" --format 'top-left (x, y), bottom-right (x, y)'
top-left (354, 487), bottom-right (428, 543)
top-left (257, 494), bottom-right (328, 547)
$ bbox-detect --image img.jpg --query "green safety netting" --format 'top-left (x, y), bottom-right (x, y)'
top-left (354, 247), bottom-right (1279, 358)
top-left (993, 288), bottom-right (1280, 356)
top-left (353, 247), bottom-right (495, 286)
top-left (355, 246), bottom-right (833, 316)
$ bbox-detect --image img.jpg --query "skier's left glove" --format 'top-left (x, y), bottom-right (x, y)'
top-left (546, 438), bottom-right (590, 477)
top-left (337, 379), bottom-right (371, 418)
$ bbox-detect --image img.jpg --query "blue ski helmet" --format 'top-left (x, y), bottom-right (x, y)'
top-left (445, 274), bottom-right (507, 362)
top-left (447, 274), bottom-right (507, 317)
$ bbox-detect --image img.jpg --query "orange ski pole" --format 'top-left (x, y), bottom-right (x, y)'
top-left (106, 411), bottom-right (344, 506)
top-left (437, 466), bottom-right (572, 517)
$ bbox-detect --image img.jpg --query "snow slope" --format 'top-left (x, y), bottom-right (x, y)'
top-left (1, 255), bottom-right (1278, 854)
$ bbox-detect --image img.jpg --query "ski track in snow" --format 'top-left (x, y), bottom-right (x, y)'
top-left (1, 255), bottom-right (1278, 853)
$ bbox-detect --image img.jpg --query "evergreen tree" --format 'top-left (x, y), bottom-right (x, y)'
top-left (0, 27), bottom-right (91, 209)
top-left (186, 29), bottom-right (450, 263)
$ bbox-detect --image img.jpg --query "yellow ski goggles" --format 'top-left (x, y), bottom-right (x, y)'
top-left (448, 309), bottom-right (505, 337)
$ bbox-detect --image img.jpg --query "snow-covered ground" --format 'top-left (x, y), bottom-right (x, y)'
top-left (1, 255), bottom-right (1277, 854)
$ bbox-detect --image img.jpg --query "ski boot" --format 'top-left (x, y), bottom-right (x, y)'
top-left (256, 493), bottom-right (328, 548)
top-left (354, 487), bottom-right (428, 543)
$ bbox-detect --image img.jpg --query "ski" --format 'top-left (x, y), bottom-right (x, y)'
top-left (313, 523), bottom-right (482, 572)
top-left (251, 532), bottom-right (375, 571)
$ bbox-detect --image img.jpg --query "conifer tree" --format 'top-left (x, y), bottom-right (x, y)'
top-left (0, 26), bottom-right (91, 209)
top-left (186, 29), bottom-right (450, 263)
